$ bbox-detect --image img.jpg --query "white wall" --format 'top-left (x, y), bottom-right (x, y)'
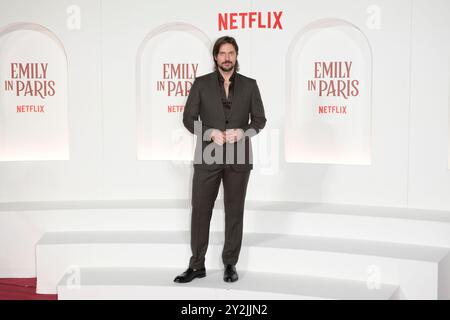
top-left (408, 0), bottom-right (450, 210)
top-left (0, 0), bottom-right (449, 209)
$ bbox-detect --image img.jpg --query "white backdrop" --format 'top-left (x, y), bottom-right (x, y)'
top-left (0, 0), bottom-right (449, 209)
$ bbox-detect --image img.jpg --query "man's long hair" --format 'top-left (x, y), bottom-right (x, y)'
top-left (212, 36), bottom-right (240, 72)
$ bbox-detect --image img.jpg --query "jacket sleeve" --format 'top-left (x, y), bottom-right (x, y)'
top-left (182, 78), bottom-right (213, 141)
top-left (241, 79), bottom-right (267, 138)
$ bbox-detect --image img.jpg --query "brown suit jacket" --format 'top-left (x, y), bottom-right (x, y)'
top-left (183, 71), bottom-right (267, 171)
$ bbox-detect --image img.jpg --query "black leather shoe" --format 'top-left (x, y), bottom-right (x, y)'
top-left (173, 268), bottom-right (206, 283)
top-left (223, 264), bottom-right (238, 282)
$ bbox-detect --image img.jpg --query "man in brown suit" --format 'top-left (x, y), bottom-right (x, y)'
top-left (174, 36), bottom-right (267, 283)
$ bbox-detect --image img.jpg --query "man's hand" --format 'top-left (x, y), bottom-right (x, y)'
top-left (210, 129), bottom-right (226, 145)
top-left (225, 129), bottom-right (244, 143)
top-left (210, 129), bottom-right (244, 145)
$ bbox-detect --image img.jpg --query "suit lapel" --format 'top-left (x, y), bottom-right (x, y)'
top-left (212, 71), bottom-right (226, 123)
top-left (231, 73), bottom-right (241, 119)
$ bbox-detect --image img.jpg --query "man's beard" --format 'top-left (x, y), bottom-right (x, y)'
top-left (219, 62), bottom-right (235, 72)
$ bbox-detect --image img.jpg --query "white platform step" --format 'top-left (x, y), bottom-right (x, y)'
top-left (3, 199), bottom-right (450, 279)
top-left (57, 267), bottom-right (399, 300)
top-left (3, 199), bottom-right (450, 247)
top-left (36, 230), bottom-right (450, 299)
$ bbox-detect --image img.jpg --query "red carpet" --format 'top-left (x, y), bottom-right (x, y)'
top-left (0, 278), bottom-right (57, 300)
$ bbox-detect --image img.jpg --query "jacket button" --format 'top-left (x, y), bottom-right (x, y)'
top-left (225, 120), bottom-right (229, 124)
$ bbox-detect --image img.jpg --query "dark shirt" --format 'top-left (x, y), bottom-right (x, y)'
top-left (217, 69), bottom-right (236, 120)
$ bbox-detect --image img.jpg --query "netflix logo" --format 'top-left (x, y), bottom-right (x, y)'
top-left (218, 11), bottom-right (283, 31)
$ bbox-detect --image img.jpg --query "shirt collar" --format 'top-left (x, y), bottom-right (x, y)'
top-left (217, 68), bottom-right (236, 83)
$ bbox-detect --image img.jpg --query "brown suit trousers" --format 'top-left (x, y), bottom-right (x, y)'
top-left (188, 164), bottom-right (250, 269)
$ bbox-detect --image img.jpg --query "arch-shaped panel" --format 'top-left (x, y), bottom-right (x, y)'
top-left (136, 22), bottom-right (212, 161)
top-left (0, 22), bottom-right (69, 161)
top-left (285, 18), bottom-right (373, 165)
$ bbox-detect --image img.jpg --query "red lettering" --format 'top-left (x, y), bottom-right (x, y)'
top-left (218, 13), bottom-right (228, 31)
top-left (230, 13), bottom-right (237, 29)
